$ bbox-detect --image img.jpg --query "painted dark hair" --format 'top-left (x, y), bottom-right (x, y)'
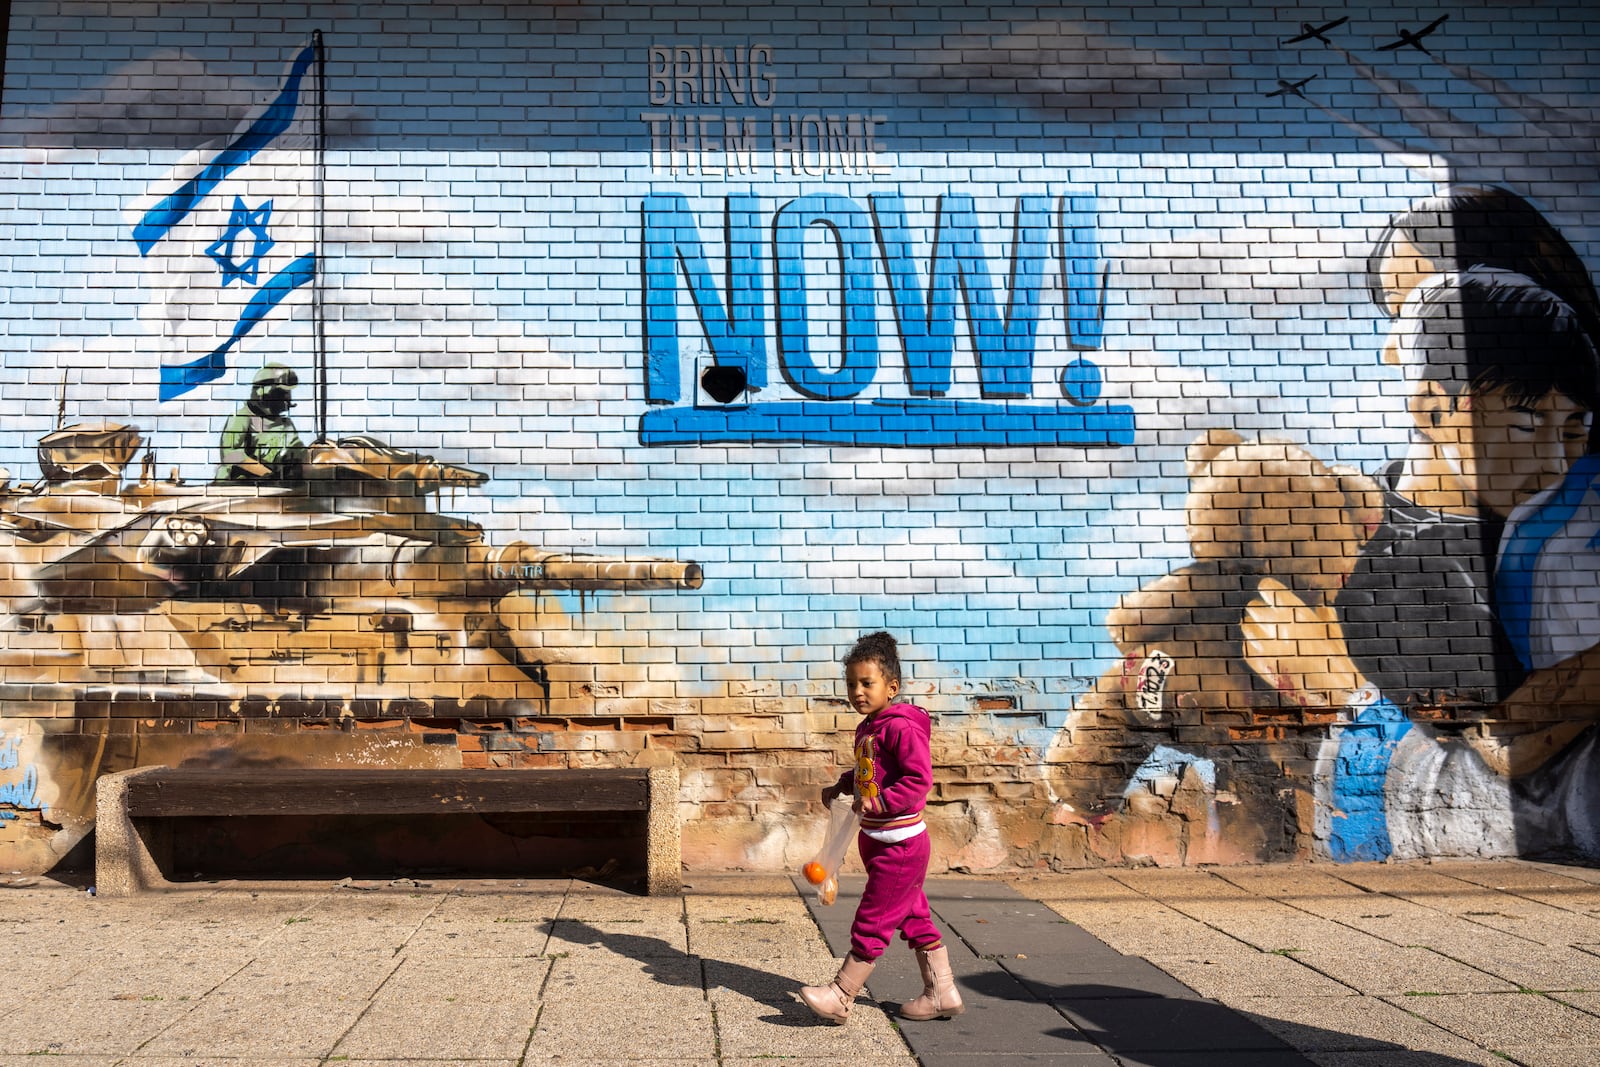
top-left (1401, 268), bottom-right (1600, 410)
top-left (1367, 186), bottom-right (1600, 346)
top-left (844, 630), bottom-right (902, 684)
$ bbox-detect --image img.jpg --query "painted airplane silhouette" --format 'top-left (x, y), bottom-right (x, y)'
top-left (1266, 74), bottom-right (1318, 99)
top-left (1282, 16), bottom-right (1350, 45)
top-left (1378, 14), bottom-right (1449, 54)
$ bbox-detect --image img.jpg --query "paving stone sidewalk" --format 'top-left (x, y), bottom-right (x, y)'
top-left (1006, 859), bottom-right (1600, 1067)
top-left (802, 874), bottom-right (1319, 1066)
top-left (0, 859), bottom-right (1593, 1065)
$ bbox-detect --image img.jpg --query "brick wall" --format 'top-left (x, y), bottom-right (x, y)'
top-left (1, 0), bottom-right (1598, 875)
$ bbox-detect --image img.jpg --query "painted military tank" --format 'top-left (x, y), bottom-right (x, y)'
top-left (0, 423), bottom-right (703, 711)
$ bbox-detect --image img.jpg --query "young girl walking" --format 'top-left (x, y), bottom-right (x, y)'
top-left (799, 631), bottom-right (964, 1024)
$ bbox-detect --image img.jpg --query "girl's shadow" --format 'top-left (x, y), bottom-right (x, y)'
top-left (547, 917), bottom-right (826, 1026)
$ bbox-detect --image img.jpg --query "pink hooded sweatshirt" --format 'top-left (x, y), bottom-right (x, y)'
top-left (831, 701), bottom-right (933, 840)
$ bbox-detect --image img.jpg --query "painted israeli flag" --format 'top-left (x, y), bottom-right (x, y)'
top-left (1498, 453), bottom-right (1600, 671)
top-left (128, 41), bottom-right (319, 402)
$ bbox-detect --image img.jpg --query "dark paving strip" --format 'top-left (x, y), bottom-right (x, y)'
top-left (796, 875), bottom-right (1316, 1067)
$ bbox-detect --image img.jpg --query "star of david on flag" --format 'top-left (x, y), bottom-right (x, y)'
top-left (128, 40), bottom-right (320, 401)
top-left (206, 197), bottom-right (277, 285)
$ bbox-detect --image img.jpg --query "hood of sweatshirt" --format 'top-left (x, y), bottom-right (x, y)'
top-left (864, 701), bottom-right (930, 736)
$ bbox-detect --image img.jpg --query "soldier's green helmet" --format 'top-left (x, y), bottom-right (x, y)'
top-left (250, 363), bottom-right (298, 416)
top-left (252, 363), bottom-right (299, 392)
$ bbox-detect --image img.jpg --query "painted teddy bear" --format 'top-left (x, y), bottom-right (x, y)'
top-left (1044, 430), bottom-right (1382, 862)
top-left (1095, 428), bottom-right (1382, 721)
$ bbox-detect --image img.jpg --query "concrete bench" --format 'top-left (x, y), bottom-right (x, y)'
top-left (95, 765), bottom-right (681, 895)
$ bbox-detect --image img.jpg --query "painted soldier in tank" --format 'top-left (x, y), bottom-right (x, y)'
top-left (216, 363), bottom-right (306, 484)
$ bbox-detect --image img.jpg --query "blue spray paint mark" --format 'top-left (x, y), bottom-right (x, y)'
top-left (1328, 699), bottom-right (1410, 862)
top-left (1125, 746), bottom-right (1221, 836)
top-left (1126, 745), bottom-right (1217, 793)
top-left (0, 733), bottom-right (46, 821)
top-left (0, 765), bottom-right (42, 821)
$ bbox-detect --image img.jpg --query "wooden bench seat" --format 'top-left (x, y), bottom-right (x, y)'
top-left (95, 765), bottom-right (681, 895)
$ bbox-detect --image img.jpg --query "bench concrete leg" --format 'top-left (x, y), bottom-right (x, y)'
top-left (645, 766), bottom-right (681, 896)
top-left (95, 767), bottom-right (173, 896)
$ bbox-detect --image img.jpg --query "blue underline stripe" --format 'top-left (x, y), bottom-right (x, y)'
top-left (639, 400), bottom-right (1136, 447)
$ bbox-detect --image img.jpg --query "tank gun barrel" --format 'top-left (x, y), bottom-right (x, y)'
top-left (489, 545), bottom-right (704, 592)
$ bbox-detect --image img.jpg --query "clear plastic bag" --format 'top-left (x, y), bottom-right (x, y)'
top-left (801, 795), bottom-right (860, 905)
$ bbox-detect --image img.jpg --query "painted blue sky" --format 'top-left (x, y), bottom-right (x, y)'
top-left (0, 0), bottom-right (1596, 689)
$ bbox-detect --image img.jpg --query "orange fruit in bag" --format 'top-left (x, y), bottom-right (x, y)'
top-left (802, 861), bottom-right (827, 884)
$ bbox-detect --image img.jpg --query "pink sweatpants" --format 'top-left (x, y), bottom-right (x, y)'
top-left (849, 830), bottom-right (942, 961)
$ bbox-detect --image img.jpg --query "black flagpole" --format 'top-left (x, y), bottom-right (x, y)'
top-left (313, 29), bottom-right (328, 443)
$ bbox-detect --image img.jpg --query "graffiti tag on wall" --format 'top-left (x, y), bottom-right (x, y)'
top-left (0, 733), bottom-right (46, 821)
top-left (1134, 650), bottom-right (1174, 718)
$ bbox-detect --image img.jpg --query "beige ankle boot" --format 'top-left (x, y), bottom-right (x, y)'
top-left (799, 952), bottom-right (876, 1024)
top-left (900, 944), bottom-right (965, 1020)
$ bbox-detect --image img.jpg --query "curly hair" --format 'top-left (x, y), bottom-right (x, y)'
top-left (843, 630), bottom-right (902, 684)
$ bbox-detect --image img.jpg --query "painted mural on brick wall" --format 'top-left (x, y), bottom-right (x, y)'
top-left (0, 0), bottom-right (1597, 875)
top-left (1046, 18), bottom-right (1600, 869)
